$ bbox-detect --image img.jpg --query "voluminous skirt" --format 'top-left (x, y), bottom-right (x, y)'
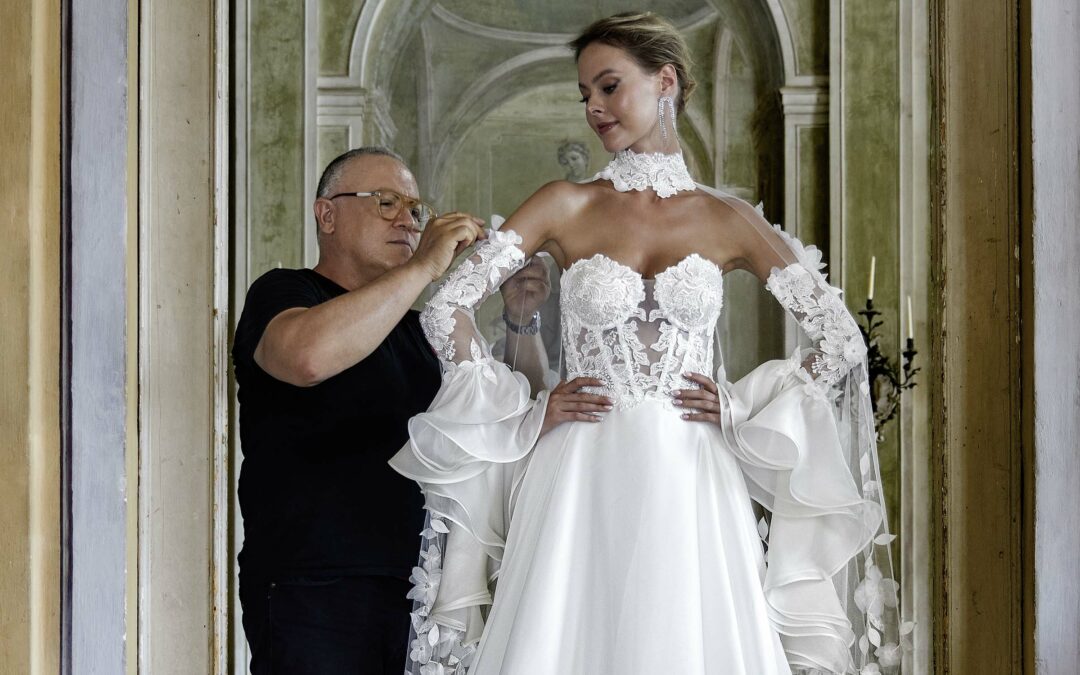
top-left (392, 359), bottom-right (883, 675)
top-left (469, 398), bottom-right (790, 674)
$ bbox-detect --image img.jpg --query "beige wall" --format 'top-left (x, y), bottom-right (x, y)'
top-left (139, 0), bottom-right (226, 671)
top-left (0, 0), bottom-right (62, 671)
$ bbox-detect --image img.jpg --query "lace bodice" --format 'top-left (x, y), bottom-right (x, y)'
top-left (560, 253), bottom-right (723, 409)
top-left (419, 227), bottom-right (865, 404)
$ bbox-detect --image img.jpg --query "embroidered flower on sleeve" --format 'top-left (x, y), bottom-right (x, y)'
top-left (766, 263), bottom-right (865, 390)
top-left (420, 230), bottom-right (526, 362)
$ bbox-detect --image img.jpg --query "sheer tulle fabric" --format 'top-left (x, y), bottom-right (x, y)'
top-left (391, 159), bottom-right (904, 674)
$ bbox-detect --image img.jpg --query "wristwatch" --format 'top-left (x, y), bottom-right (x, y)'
top-left (503, 309), bottom-right (541, 335)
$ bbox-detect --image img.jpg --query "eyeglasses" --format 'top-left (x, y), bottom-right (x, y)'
top-left (327, 189), bottom-right (437, 229)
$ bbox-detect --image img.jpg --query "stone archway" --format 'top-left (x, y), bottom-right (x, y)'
top-left (334, 1), bottom-right (802, 203)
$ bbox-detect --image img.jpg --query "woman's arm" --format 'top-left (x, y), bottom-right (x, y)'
top-left (726, 197), bottom-right (866, 390)
top-left (500, 256), bottom-right (553, 396)
top-left (420, 180), bottom-right (583, 365)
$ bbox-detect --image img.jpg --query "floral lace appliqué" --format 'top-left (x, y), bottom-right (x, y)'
top-left (766, 263), bottom-right (866, 390)
top-left (407, 516), bottom-right (475, 674)
top-left (597, 149), bottom-right (696, 199)
top-left (561, 255), bottom-right (651, 407)
top-left (651, 254), bottom-right (723, 331)
top-left (560, 254), bottom-right (723, 410)
top-left (649, 255), bottom-right (723, 397)
top-left (420, 229), bottom-right (526, 363)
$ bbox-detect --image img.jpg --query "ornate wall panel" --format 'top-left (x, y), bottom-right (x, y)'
top-left (245, 0), bottom-right (306, 277)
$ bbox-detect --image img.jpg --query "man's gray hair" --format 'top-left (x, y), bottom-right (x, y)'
top-left (316, 146), bottom-right (406, 199)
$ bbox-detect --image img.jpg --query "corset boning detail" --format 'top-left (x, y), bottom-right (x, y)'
top-left (560, 254), bottom-right (724, 410)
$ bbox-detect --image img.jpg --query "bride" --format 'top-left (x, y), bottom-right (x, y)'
top-left (391, 12), bottom-right (903, 675)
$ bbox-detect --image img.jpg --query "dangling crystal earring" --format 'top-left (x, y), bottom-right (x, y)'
top-left (658, 95), bottom-right (676, 142)
top-left (658, 96), bottom-right (669, 141)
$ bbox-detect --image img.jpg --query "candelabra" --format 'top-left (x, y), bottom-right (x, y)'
top-left (857, 298), bottom-right (920, 439)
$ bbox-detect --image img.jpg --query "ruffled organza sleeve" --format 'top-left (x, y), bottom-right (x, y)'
top-left (390, 228), bottom-right (549, 673)
top-left (699, 186), bottom-right (909, 674)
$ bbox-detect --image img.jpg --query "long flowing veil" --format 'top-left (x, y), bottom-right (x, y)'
top-left (697, 183), bottom-right (910, 672)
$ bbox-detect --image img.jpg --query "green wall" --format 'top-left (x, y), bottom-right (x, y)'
top-left (245, 0), bottom-right (306, 277)
top-left (839, 0), bottom-right (903, 545)
top-left (319, 0), bottom-right (362, 77)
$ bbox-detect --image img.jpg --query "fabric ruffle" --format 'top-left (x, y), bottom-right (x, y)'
top-left (717, 355), bottom-right (884, 674)
top-left (389, 358), bottom-right (548, 648)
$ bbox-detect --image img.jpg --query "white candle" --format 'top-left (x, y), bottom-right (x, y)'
top-left (907, 295), bottom-right (914, 340)
top-left (868, 256), bottom-right (877, 301)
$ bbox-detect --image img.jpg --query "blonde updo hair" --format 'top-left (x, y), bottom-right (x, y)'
top-left (570, 12), bottom-right (697, 114)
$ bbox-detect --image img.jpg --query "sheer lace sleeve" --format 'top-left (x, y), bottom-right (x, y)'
top-left (711, 193), bottom-right (866, 394)
top-left (698, 185), bottom-right (910, 674)
top-left (762, 228), bottom-right (867, 392)
top-left (420, 229), bottom-right (528, 365)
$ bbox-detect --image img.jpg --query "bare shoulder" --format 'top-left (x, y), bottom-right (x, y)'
top-left (695, 187), bottom-right (747, 215)
top-left (699, 189), bottom-right (771, 230)
top-left (692, 188), bottom-right (777, 271)
top-left (496, 180), bottom-right (606, 262)
top-left (525, 179), bottom-right (604, 211)
top-left (514, 180), bottom-right (606, 238)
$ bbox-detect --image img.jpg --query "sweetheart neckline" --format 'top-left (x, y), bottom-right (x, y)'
top-left (561, 252), bottom-right (721, 282)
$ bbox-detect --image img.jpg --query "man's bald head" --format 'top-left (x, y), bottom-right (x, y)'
top-left (310, 147), bottom-right (421, 287)
top-left (316, 146), bottom-right (406, 200)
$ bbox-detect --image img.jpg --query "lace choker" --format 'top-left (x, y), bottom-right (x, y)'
top-left (598, 149), bottom-right (696, 199)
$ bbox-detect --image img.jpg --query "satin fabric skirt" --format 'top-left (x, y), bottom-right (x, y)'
top-left (468, 398), bottom-right (792, 675)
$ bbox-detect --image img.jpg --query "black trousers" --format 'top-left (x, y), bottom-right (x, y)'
top-left (239, 574), bottom-right (413, 675)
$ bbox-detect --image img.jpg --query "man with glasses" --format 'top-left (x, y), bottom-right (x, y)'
top-left (232, 147), bottom-right (549, 673)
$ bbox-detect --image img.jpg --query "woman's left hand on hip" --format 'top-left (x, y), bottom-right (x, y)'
top-left (672, 372), bottom-right (721, 424)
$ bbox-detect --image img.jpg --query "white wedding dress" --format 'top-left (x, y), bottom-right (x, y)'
top-left (391, 151), bottom-right (904, 675)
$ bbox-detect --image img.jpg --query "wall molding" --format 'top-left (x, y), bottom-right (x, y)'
top-left (138, 0), bottom-right (222, 671)
top-left (897, 0), bottom-right (932, 671)
top-left (68, 0), bottom-right (132, 668)
top-left (931, 0), bottom-right (1026, 670)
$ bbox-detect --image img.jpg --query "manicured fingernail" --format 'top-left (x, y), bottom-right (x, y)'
top-left (681, 414), bottom-right (690, 419)
top-left (673, 399), bottom-right (682, 406)
top-left (604, 405), bottom-right (613, 410)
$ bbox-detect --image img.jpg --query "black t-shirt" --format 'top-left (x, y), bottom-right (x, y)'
top-left (232, 268), bottom-right (440, 581)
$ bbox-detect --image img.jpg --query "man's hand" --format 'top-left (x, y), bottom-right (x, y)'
top-left (408, 212), bottom-right (487, 282)
top-left (539, 377), bottom-right (613, 436)
top-left (500, 256), bottom-right (551, 320)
